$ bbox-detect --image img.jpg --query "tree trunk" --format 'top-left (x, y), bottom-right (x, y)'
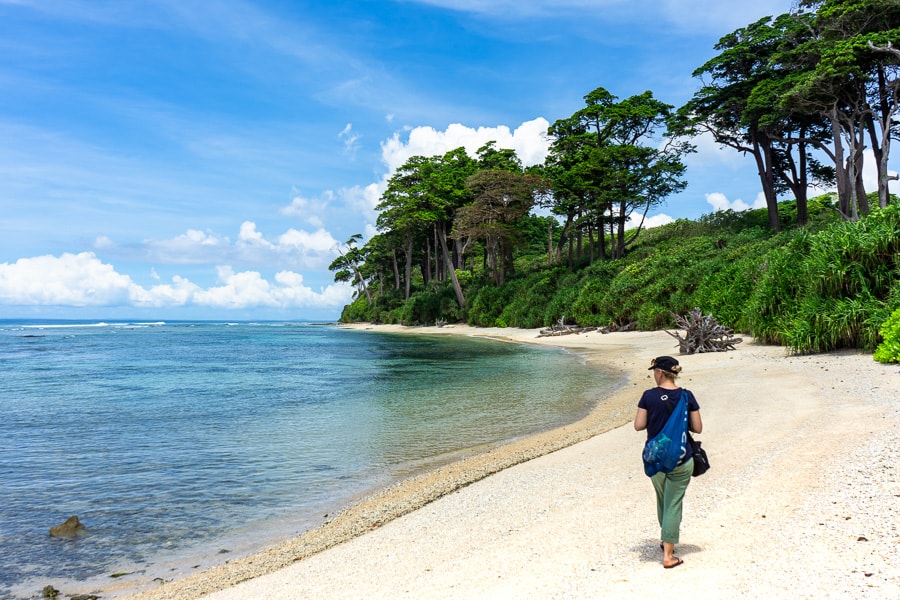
top-left (615, 200), bottom-right (627, 259)
top-left (797, 135), bottom-right (808, 227)
top-left (504, 242), bottom-right (515, 281)
top-left (587, 223), bottom-right (595, 264)
top-left (437, 223), bottom-right (465, 309)
top-left (433, 227), bottom-right (441, 282)
top-left (598, 212), bottom-right (607, 261)
top-left (392, 249), bottom-right (401, 291)
top-left (424, 236), bottom-right (432, 283)
top-left (828, 110), bottom-right (853, 219)
top-left (556, 213), bottom-right (574, 265)
top-left (576, 223), bottom-right (583, 261)
top-left (868, 45), bottom-right (900, 208)
top-left (878, 136), bottom-right (895, 209)
top-left (404, 233), bottom-right (413, 300)
top-left (350, 264), bottom-right (372, 303)
top-left (547, 220), bottom-right (554, 267)
top-left (780, 133), bottom-right (809, 227)
top-left (750, 132), bottom-right (781, 232)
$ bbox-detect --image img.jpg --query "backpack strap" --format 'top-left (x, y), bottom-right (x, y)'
top-left (664, 389), bottom-right (693, 464)
top-left (661, 388), bottom-right (686, 414)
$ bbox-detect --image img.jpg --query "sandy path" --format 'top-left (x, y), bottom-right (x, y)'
top-left (123, 326), bottom-right (899, 600)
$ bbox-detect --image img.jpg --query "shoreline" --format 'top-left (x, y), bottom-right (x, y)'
top-left (112, 324), bottom-right (641, 600)
top-left (120, 324), bottom-right (899, 599)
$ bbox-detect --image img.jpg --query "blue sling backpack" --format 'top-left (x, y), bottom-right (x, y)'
top-left (642, 390), bottom-right (689, 477)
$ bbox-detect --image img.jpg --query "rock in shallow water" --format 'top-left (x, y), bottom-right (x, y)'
top-left (41, 585), bottom-right (59, 598)
top-left (49, 515), bottom-right (86, 538)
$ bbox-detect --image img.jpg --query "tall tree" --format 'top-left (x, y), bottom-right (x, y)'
top-left (328, 233), bottom-right (372, 303)
top-left (548, 87), bottom-right (691, 258)
top-left (676, 14), bottom-right (817, 230)
top-left (454, 170), bottom-right (549, 285)
top-left (423, 148), bottom-right (478, 308)
top-left (375, 149), bottom-right (477, 308)
top-left (867, 38), bottom-right (900, 207)
top-left (780, 0), bottom-right (900, 218)
top-left (376, 157), bottom-right (431, 300)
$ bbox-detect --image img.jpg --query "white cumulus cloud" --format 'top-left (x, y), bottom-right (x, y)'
top-left (99, 222), bottom-right (341, 271)
top-left (380, 118), bottom-right (551, 173)
top-left (625, 212), bottom-right (674, 230)
top-left (0, 252), bottom-right (137, 306)
top-left (0, 252), bottom-right (353, 310)
top-left (280, 191), bottom-right (334, 228)
top-left (277, 228), bottom-right (340, 253)
top-left (706, 192), bottom-right (767, 212)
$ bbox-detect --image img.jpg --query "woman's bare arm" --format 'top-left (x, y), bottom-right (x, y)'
top-left (689, 410), bottom-right (703, 434)
top-left (634, 407), bottom-right (648, 431)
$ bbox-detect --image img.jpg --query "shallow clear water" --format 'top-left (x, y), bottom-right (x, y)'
top-left (0, 320), bottom-right (616, 599)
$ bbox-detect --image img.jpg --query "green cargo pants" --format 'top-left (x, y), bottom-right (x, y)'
top-left (651, 457), bottom-right (694, 543)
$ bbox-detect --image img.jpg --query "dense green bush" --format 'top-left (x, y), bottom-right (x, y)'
top-left (742, 236), bottom-right (809, 344)
top-left (340, 197), bottom-right (900, 359)
top-left (874, 307), bottom-right (900, 363)
top-left (393, 283), bottom-right (463, 325)
top-left (636, 303), bottom-right (670, 330)
top-left (571, 277), bottom-right (614, 327)
top-left (339, 295), bottom-right (373, 323)
top-left (543, 282), bottom-right (580, 327)
top-left (466, 283), bottom-right (512, 327)
top-left (743, 204), bottom-right (900, 352)
top-left (495, 271), bottom-right (561, 329)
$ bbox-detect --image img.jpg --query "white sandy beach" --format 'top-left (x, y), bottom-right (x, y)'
top-left (121, 325), bottom-right (899, 600)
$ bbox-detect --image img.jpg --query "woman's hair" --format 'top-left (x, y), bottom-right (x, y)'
top-left (656, 365), bottom-right (681, 378)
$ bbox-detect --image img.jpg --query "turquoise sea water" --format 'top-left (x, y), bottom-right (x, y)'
top-left (0, 320), bottom-right (617, 599)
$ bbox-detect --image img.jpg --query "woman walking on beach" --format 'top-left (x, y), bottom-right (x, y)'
top-left (634, 355), bottom-right (702, 569)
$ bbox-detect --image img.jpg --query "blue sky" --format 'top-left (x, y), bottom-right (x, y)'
top-left (0, 0), bottom-right (843, 321)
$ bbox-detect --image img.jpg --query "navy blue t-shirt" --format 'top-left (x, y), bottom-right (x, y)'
top-left (638, 387), bottom-right (700, 441)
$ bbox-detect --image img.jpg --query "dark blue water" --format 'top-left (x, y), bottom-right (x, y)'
top-left (0, 320), bottom-right (615, 599)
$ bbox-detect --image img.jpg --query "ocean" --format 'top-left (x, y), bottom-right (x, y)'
top-left (0, 320), bottom-right (616, 599)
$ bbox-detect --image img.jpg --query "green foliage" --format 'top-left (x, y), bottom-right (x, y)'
top-left (697, 207), bottom-right (772, 232)
top-left (745, 204), bottom-right (900, 352)
top-left (390, 283), bottom-right (464, 325)
top-left (874, 307), bottom-right (900, 364)
top-left (496, 270), bottom-right (568, 329)
top-left (339, 295), bottom-right (374, 323)
top-left (342, 202), bottom-right (900, 359)
top-left (636, 303), bottom-right (670, 330)
top-left (466, 283), bottom-right (512, 327)
top-left (542, 283), bottom-right (580, 327)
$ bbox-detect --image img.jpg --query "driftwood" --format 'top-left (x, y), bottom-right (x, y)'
top-left (539, 316), bottom-right (591, 337)
top-left (538, 317), bottom-right (636, 337)
top-left (666, 308), bottom-right (742, 354)
top-left (601, 321), bottom-right (637, 334)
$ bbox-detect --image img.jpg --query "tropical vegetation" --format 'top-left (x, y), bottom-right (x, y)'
top-left (330, 0), bottom-right (900, 362)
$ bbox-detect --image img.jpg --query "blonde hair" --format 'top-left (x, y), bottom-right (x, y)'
top-left (655, 365), bottom-right (681, 378)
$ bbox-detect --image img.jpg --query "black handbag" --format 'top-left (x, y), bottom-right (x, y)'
top-left (688, 434), bottom-right (710, 477)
